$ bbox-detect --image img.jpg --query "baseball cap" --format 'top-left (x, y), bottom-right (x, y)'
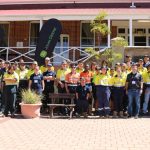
top-left (32, 61), bottom-right (38, 65)
top-left (45, 57), bottom-right (50, 61)
top-left (144, 55), bottom-right (149, 57)
top-left (61, 60), bottom-right (67, 65)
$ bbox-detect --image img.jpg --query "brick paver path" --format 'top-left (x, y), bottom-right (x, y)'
top-left (0, 117), bottom-right (150, 150)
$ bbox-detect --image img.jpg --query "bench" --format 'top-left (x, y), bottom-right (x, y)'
top-left (48, 93), bottom-right (76, 119)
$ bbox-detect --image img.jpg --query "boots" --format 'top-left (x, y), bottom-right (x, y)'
top-left (119, 111), bottom-right (124, 118)
top-left (113, 111), bottom-right (118, 118)
top-left (83, 112), bottom-right (88, 118)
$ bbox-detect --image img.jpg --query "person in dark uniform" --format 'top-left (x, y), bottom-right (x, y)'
top-left (76, 77), bottom-right (90, 118)
top-left (42, 63), bottom-right (56, 113)
top-left (28, 66), bottom-right (44, 95)
top-left (3, 65), bottom-right (19, 117)
top-left (0, 61), bottom-right (10, 113)
top-left (125, 63), bottom-right (143, 119)
top-left (0, 60), bottom-right (5, 112)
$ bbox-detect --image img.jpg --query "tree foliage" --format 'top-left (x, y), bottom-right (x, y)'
top-left (85, 12), bottom-right (128, 66)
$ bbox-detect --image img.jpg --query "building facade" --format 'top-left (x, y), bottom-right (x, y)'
top-left (0, 0), bottom-right (150, 64)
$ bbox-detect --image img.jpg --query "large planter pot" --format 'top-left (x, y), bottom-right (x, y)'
top-left (20, 103), bottom-right (42, 119)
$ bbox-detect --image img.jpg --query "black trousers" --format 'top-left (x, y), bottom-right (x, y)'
top-left (4, 85), bottom-right (17, 115)
top-left (113, 87), bottom-right (124, 112)
top-left (76, 99), bottom-right (89, 114)
top-left (42, 86), bottom-right (54, 106)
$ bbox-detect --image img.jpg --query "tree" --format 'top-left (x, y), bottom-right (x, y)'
top-left (85, 12), bottom-right (128, 66)
top-left (90, 11), bottom-right (110, 50)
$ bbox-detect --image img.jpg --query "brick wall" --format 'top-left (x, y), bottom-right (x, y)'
top-left (61, 21), bottom-right (80, 60)
top-left (9, 21), bottom-right (29, 47)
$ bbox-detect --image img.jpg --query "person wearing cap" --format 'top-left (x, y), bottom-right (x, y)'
top-left (65, 64), bottom-right (80, 94)
top-left (42, 63), bottom-right (56, 113)
top-left (125, 55), bottom-right (133, 65)
top-left (28, 66), bottom-right (44, 95)
top-left (56, 60), bottom-right (70, 93)
top-left (112, 67), bottom-right (126, 118)
top-left (142, 64), bottom-right (150, 115)
top-left (40, 57), bottom-right (54, 73)
top-left (26, 61), bottom-right (42, 80)
top-left (138, 59), bottom-right (147, 75)
top-left (125, 63), bottom-right (143, 119)
top-left (75, 77), bottom-right (90, 118)
top-left (26, 61), bottom-right (38, 79)
top-left (76, 61), bottom-right (84, 74)
top-left (4, 61), bottom-right (11, 71)
top-left (143, 55), bottom-right (150, 68)
top-left (56, 61), bottom-right (70, 115)
top-left (15, 61), bottom-right (28, 113)
top-left (3, 65), bottom-right (19, 117)
top-left (93, 66), bottom-right (112, 118)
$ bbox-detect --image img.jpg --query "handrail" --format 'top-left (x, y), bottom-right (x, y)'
top-left (0, 46), bottom-right (108, 64)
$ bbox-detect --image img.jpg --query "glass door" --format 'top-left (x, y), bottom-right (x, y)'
top-left (53, 34), bottom-right (69, 65)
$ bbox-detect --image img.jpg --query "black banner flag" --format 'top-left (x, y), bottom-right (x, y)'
top-left (35, 19), bottom-right (62, 66)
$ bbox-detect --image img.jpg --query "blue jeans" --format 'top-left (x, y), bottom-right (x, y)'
top-left (143, 87), bottom-right (150, 113)
top-left (127, 89), bottom-right (140, 116)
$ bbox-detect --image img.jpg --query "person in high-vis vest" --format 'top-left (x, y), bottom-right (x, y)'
top-left (65, 64), bottom-right (80, 94)
top-left (40, 57), bottom-right (54, 73)
top-left (94, 66), bottom-right (112, 118)
top-left (16, 61), bottom-right (28, 113)
top-left (26, 61), bottom-right (42, 80)
top-left (112, 67), bottom-right (126, 118)
top-left (3, 65), bottom-right (19, 117)
top-left (142, 64), bottom-right (150, 115)
top-left (137, 59), bottom-right (147, 111)
top-left (121, 63), bottom-right (128, 115)
top-left (80, 64), bottom-right (92, 90)
top-left (76, 61), bottom-right (84, 74)
top-left (56, 60), bottom-right (70, 115)
top-left (138, 59), bottom-right (147, 75)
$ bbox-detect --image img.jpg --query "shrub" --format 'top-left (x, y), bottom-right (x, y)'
top-left (21, 89), bottom-right (43, 104)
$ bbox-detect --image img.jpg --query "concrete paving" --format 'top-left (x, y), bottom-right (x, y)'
top-left (0, 116), bottom-right (150, 150)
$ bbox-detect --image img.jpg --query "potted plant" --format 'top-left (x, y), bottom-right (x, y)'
top-left (20, 89), bottom-right (43, 118)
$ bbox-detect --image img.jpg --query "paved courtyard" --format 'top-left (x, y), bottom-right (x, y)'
top-left (0, 116), bottom-right (150, 150)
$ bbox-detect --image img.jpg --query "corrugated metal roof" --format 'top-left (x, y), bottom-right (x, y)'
top-left (0, 0), bottom-right (149, 5)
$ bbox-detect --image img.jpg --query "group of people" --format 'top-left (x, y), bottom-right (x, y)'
top-left (0, 54), bottom-right (150, 118)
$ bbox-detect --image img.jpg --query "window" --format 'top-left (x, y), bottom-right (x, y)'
top-left (29, 23), bottom-right (40, 46)
top-left (134, 36), bottom-right (146, 46)
top-left (81, 23), bottom-right (94, 46)
top-left (0, 23), bottom-right (9, 47)
top-left (118, 28), bottom-right (125, 34)
top-left (134, 28), bottom-right (146, 34)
